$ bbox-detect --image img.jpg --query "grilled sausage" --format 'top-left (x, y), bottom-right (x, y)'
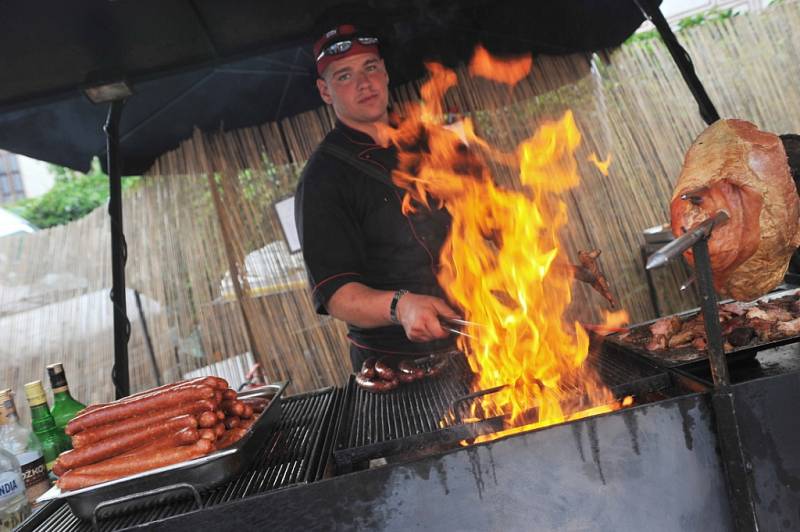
top-left (359, 357), bottom-right (377, 379)
top-left (113, 427), bottom-right (200, 460)
top-left (398, 359), bottom-right (425, 379)
top-left (426, 356), bottom-right (449, 378)
top-left (66, 385), bottom-right (215, 435)
top-left (240, 404), bottom-right (254, 420)
top-left (198, 428), bottom-right (217, 442)
top-left (213, 422), bottom-right (226, 438)
top-left (240, 397), bottom-right (269, 413)
top-left (220, 400), bottom-right (245, 417)
top-left (238, 417), bottom-right (256, 431)
top-left (398, 372), bottom-right (416, 384)
top-left (197, 410), bottom-right (218, 428)
top-left (355, 373), bottom-right (399, 393)
top-left (374, 358), bottom-right (397, 381)
top-left (216, 427), bottom-right (248, 450)
top-left (214, 390), bottom-right (223, 403)
top-left (71, 399), bottom-right (215, 448)
top-left (215, 409), bottom-right (225, 421)
top-left (222, 389), bottom-right (238, 400)
top-left (224, 416), bottom-right (240, 430)
top-left (57, 415), bottom-right (197, 470)
top-left (209, 377), bottom-right (230, 390)
top-left (57, 440), bottom-right (214, 491)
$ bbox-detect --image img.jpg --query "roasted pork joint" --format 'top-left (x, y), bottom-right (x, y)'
top-left (670, 119), bottom-right (800, 301)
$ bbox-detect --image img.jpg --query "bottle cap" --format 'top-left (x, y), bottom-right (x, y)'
top-left (23, 381), bottom-right (48, 407)
top-left (46, 363), bottom-right (68, 392)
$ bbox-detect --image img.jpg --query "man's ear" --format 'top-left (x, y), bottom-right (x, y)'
top-left (317, 78), bottom-right (333, 104)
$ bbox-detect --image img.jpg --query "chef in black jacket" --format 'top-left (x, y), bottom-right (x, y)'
top-left (295, 23), bottom-right (458, 370)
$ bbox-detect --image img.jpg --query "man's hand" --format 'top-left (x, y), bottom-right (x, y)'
top-left (396, 293), bottom-right (458, 342)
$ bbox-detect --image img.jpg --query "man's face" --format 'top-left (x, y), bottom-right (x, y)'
top-left (316, 53), bottom-right (389, 126)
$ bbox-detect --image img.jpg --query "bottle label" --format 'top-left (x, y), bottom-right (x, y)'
top-left (0, 471), bottom-right (25, 503)
top-left (0, 399), bottom-right (19, 424)
top-left (17, 453), bottom-right (49, 501)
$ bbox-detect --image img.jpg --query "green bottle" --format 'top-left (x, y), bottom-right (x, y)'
top-left (46, 363), bottom-right (86, 448)
top-left (22, 382), bottom-right (67, 473)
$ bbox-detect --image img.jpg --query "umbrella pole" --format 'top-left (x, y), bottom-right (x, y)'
top-left (105, 99), bottom-right (131, 399)
top-left (633, 0), bottom-right (720, 125)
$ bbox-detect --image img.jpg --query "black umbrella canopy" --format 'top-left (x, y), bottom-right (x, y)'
top-left (0, 0), bottom-right (653, 175)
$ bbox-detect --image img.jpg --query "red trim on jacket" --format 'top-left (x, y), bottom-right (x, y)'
top-left (312, 271), bottom-right (361, 294)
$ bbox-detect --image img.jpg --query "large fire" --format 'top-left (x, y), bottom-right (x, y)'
top-left (387, 46), bottom-right (630, 443)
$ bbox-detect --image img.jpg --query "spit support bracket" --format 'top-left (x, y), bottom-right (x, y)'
top-left (645, 212), bottom-right (759, 531)
top-left (645, 210), bottom-right (730, 386)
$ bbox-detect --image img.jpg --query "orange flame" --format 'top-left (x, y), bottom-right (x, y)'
top-left (468, 45), bottom-right (533, 87)
top-left (582, 309), bottom-right (630, 336)
top-left (588, 152), bottom-right (612, 176)
top-left (390, 50), bottom-right (630, 443)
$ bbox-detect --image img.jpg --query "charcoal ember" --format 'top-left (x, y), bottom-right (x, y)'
top-left (727, 327), bottom-right (755, 347)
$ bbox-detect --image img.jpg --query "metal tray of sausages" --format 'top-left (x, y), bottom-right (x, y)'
top-left (38, 381), bottom-right (288, 522)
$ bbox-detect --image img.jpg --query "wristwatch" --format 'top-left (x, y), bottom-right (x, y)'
top-left (389, 289), bottom-right (409, 324)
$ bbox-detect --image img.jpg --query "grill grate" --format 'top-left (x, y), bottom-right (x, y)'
top-left (20, 387), bottom-right (341, 532)
top-left (334, 346), bottom-right (670, 471)
top-left (339, 353), bottom-right (472, 449)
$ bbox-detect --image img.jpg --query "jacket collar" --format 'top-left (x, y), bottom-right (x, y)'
top-left (334, 119), bottom-right (380, 146)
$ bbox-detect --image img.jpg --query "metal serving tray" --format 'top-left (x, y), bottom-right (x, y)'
top-left (37, 381), bottom-right (288, 522)
top-left (604, 288), bottom-right (800, 369)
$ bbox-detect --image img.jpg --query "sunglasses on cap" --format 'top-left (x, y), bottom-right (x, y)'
top-left (316, 36), bottom-right (380, 62)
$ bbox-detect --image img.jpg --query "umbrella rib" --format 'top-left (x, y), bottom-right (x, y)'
top-left (215, 67), bottom-right (310, 77)
top-left (272, 48), bottom-right (302, 122)
top-left (114, 71), bottom-right (216, 148)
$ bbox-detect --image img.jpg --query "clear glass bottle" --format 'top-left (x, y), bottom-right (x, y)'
top-left (23, 382), bottom-right (68, 471)
top-left (0, 447), bottom-right (31, 531)
top-left (46, 363), bottom-right (86, 449)
top-left (0, 390), bottom-right (49, 503)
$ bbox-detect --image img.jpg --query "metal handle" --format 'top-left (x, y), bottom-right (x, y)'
top-left (91, 482), bottom-right (202, 530)
top-left (449, 384), bottom-right (508, 424)
top-left (646, 210), bottom-right (729, 270)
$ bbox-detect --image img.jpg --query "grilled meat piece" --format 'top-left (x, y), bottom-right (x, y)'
top-left (776, 317), bottom-right (800, 336)
top-left (649, 316), bottom-right (682, 338)
top-left (667, 329), bottom-right (696, 349)
top-left (572, 249), bottom-right (616, 307)
top-left (670, 119), bottom-right (800, 301)
top-left (727, 327), bottom-right (755, 347)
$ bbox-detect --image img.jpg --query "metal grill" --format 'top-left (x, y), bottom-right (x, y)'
top-left (334, 346), bottom-right (670, 471)
top-left (20, 387), bottom-right (341, 532)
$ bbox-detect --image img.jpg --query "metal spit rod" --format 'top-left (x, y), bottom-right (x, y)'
top-left (645, 210), bottom-right (758, 530)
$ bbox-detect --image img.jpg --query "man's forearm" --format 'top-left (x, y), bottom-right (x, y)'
top-left (326, 282), bottom-right (396, 328)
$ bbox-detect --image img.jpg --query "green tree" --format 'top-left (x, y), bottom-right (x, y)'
top-left (8, 158), bottom-right (140, 229)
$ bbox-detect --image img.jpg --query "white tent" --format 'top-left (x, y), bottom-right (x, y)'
top-left (219, 240), bottom-right (307, 300)
top-left (0, 207), bottom-right (36, 238)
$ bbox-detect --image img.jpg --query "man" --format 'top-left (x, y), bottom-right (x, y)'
top-left (295, 24), bottom-right (458, 371)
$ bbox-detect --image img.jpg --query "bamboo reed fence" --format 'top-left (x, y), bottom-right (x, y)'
top-left (2, 2), bottom-right (800, 411)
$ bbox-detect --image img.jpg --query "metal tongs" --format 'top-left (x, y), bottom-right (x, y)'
top-left (439, 316), bottom-right (484, 339)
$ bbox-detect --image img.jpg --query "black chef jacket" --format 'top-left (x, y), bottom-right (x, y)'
top-left (295, 120), bottom-right (456, 367)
